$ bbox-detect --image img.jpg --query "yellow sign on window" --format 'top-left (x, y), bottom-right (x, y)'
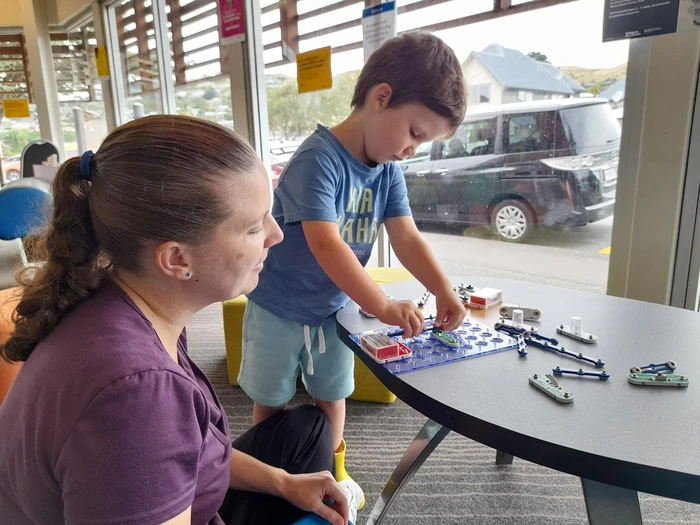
top-left (95, 46), bottom-right (110, 78)
top-left (296, 47), bottom-right (332, 94)
top-left (2, 98), bottom-right (30, 118)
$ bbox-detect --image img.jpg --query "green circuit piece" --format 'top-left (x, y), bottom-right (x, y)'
top-left (429, 328), bottom-right (460, 348)
top-left (627, 373), bottom-right (689, 387)
top-left (529, 373), bottom-right (574, 403)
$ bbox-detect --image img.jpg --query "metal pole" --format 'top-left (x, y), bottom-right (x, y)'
top-left (73, 107), bottom-right (86, 154)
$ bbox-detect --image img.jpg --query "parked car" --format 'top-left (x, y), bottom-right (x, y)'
top-left (400, 98), bottom-right (620, 242)
top-left (1, 156), bottom-right (21, 186)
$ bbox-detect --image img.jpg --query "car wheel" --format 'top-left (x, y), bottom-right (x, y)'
top-left (6, 170), bottom-right (20, 183)
top-left (491, 199), bottom-right (535, 243)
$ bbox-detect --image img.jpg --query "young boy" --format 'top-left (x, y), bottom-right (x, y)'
top-left (239, 32), bottom-right (468, 506)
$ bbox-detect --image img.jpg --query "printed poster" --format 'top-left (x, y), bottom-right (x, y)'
top-left (219, 0), bottom-right (246, 45)
top-left (604, 0), bottom-right (700, 42)
top-left (362, 1), bottom-right (397, 62)
top-left (297, 47), bottom-right (332, 94)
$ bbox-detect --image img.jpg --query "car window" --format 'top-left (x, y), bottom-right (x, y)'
top-left (504, 111), bottom-right (557, 154)
top-left (440, 118), bottom-right (497, 159)
top-left (555, 103), bottom-right (621, 154)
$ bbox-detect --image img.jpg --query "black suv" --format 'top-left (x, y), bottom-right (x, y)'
top-left (400, 99), bottom-right (620, 242)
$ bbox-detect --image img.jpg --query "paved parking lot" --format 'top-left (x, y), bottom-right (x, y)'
top-left (373, 216), bottom-right (614, 295)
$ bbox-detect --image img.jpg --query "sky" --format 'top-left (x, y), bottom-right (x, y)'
top-left (262, 0), bottom-right (630, 77)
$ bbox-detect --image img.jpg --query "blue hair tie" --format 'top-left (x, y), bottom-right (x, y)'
top-left (79, 150), bottom-right (94, 182)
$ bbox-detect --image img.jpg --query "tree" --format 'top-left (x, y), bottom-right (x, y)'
top-left (588, 85), bottom-right (600, 96)
top-left (0, 129), bottom-right (41, 156)
top-left (527, 51), bottom-right (549, 63)
top-left (266, 69), bottom-right (361, 140)
top-left (203, 87), bottom-right (218, 100)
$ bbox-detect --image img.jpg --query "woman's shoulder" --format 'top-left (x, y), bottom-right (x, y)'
top-left (24, 281), bottom-right (193, 407)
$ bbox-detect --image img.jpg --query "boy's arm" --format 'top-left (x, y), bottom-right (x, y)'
top-left (302, 221), bottom-right (425, 337)
top-left (384, 216), bottom-right (466, 330)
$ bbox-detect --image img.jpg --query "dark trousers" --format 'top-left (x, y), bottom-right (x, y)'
top-left (218, 405), bottom-right (335, 525)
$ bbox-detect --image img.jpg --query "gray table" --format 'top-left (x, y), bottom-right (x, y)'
top-left (336, 277), bottom-right (700, 525)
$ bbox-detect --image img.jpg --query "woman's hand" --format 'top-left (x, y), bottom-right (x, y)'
top-left (278, 470), bottom-right (349, 525)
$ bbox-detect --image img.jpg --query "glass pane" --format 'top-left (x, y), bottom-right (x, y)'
top-left (263, 0), bottom-right (628, 293)
top-left (52, 25), bottom-right (109, 157)
top-left (174, 79), bottom-right (233, 128)
top-left (167, 0), bottom-right (232, 127)
top-left (0, 34), bottom-right (39, 183)
top-left (111, 0), bottom-right (163, 121)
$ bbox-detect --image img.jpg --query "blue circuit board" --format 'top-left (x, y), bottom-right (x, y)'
top-left (350, 319), bottom-right (520, 375)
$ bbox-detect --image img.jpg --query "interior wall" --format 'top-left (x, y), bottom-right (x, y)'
top-left (0, 0), bottom-right (25, 26)
top-left (0, 0), bottom-right (91, 28)
top-left (57, 0), bottom-right (92, 24)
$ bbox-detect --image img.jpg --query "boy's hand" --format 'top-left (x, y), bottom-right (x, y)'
top-left (434, 292), bottom-right (467, 331)
top-left (377, 299), bottom-right (426, 338)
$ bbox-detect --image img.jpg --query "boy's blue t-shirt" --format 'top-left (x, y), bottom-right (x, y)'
top-left (247, 124), bottom-right (412, 327)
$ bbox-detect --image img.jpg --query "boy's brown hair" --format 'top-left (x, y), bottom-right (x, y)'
top-left (351, 32), bottom-right (467, 135)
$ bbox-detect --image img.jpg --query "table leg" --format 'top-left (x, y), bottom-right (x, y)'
top-left (580, 478), bottom-right (643, 525)
top-left (495, 450), bottom-right (514, 464)
top-left (365, 419), bottom-right (450, 525)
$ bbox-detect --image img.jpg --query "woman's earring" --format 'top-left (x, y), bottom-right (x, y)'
top-left (185, 272), bottom-right (191, 279)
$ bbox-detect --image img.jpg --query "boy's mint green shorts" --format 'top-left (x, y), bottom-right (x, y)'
top-left (238, 300), bottom-right (355, 407)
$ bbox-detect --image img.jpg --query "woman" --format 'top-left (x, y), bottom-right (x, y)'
top-left (0, 116), bottom-right (355, 525)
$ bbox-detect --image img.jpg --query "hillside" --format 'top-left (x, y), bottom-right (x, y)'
top-left (559, 63), bottom-right (627, 94)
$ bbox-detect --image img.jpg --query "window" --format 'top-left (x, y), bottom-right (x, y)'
top-left (442, 118), bottom-right (497, 159)
top-left (556, 103), bottom-right (621, 154)
top-left (52, 25), bottom-right (109, 156)
top-left (0, 35), bottom-right (39, 169)
top-left (167, 0), bottom-right (233, 127)
top-left (109, 0), bottom-right (164, 120)
top-left (505, 113), bottom-right (554, 153)
top-left (517, 90), bottom-right (534, 102)
top-left (0, 35), bottom-right (31, 103)
top-left (468, 83), bottom-right (491, 104)
top-left (260, 0), bottom-right (626, 295)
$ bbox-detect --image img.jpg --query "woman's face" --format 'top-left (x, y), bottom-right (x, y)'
top-left (191, 163), bottom-right (283, 303)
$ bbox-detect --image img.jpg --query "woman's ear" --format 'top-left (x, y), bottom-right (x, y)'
top-left (154, 242), bottom-right (192, 281)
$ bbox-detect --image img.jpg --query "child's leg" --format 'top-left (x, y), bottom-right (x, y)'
top-left (252, 402), bottom-right (287, 426)
top-left (312, 398), bottom-right (345, 450)
top-left (301, 315), bottom-right (365, 508)
top-left (239, 300), bottom-right (306, 421)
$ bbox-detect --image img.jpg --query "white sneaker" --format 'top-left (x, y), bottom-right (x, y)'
top-left (338, 479), bottom-right (362, 525)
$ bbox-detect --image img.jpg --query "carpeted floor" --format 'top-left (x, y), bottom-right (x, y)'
top-left (188, 302), bottom-right (699, 524)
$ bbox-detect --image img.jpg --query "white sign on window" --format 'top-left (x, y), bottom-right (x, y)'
top-left (362, 1), bottom-right (397, 63)
top-left (604, 0), bottom-right (700, 42)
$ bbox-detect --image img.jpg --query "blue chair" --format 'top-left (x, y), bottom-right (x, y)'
top-left (0, 178), bottom-right (52, 266)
